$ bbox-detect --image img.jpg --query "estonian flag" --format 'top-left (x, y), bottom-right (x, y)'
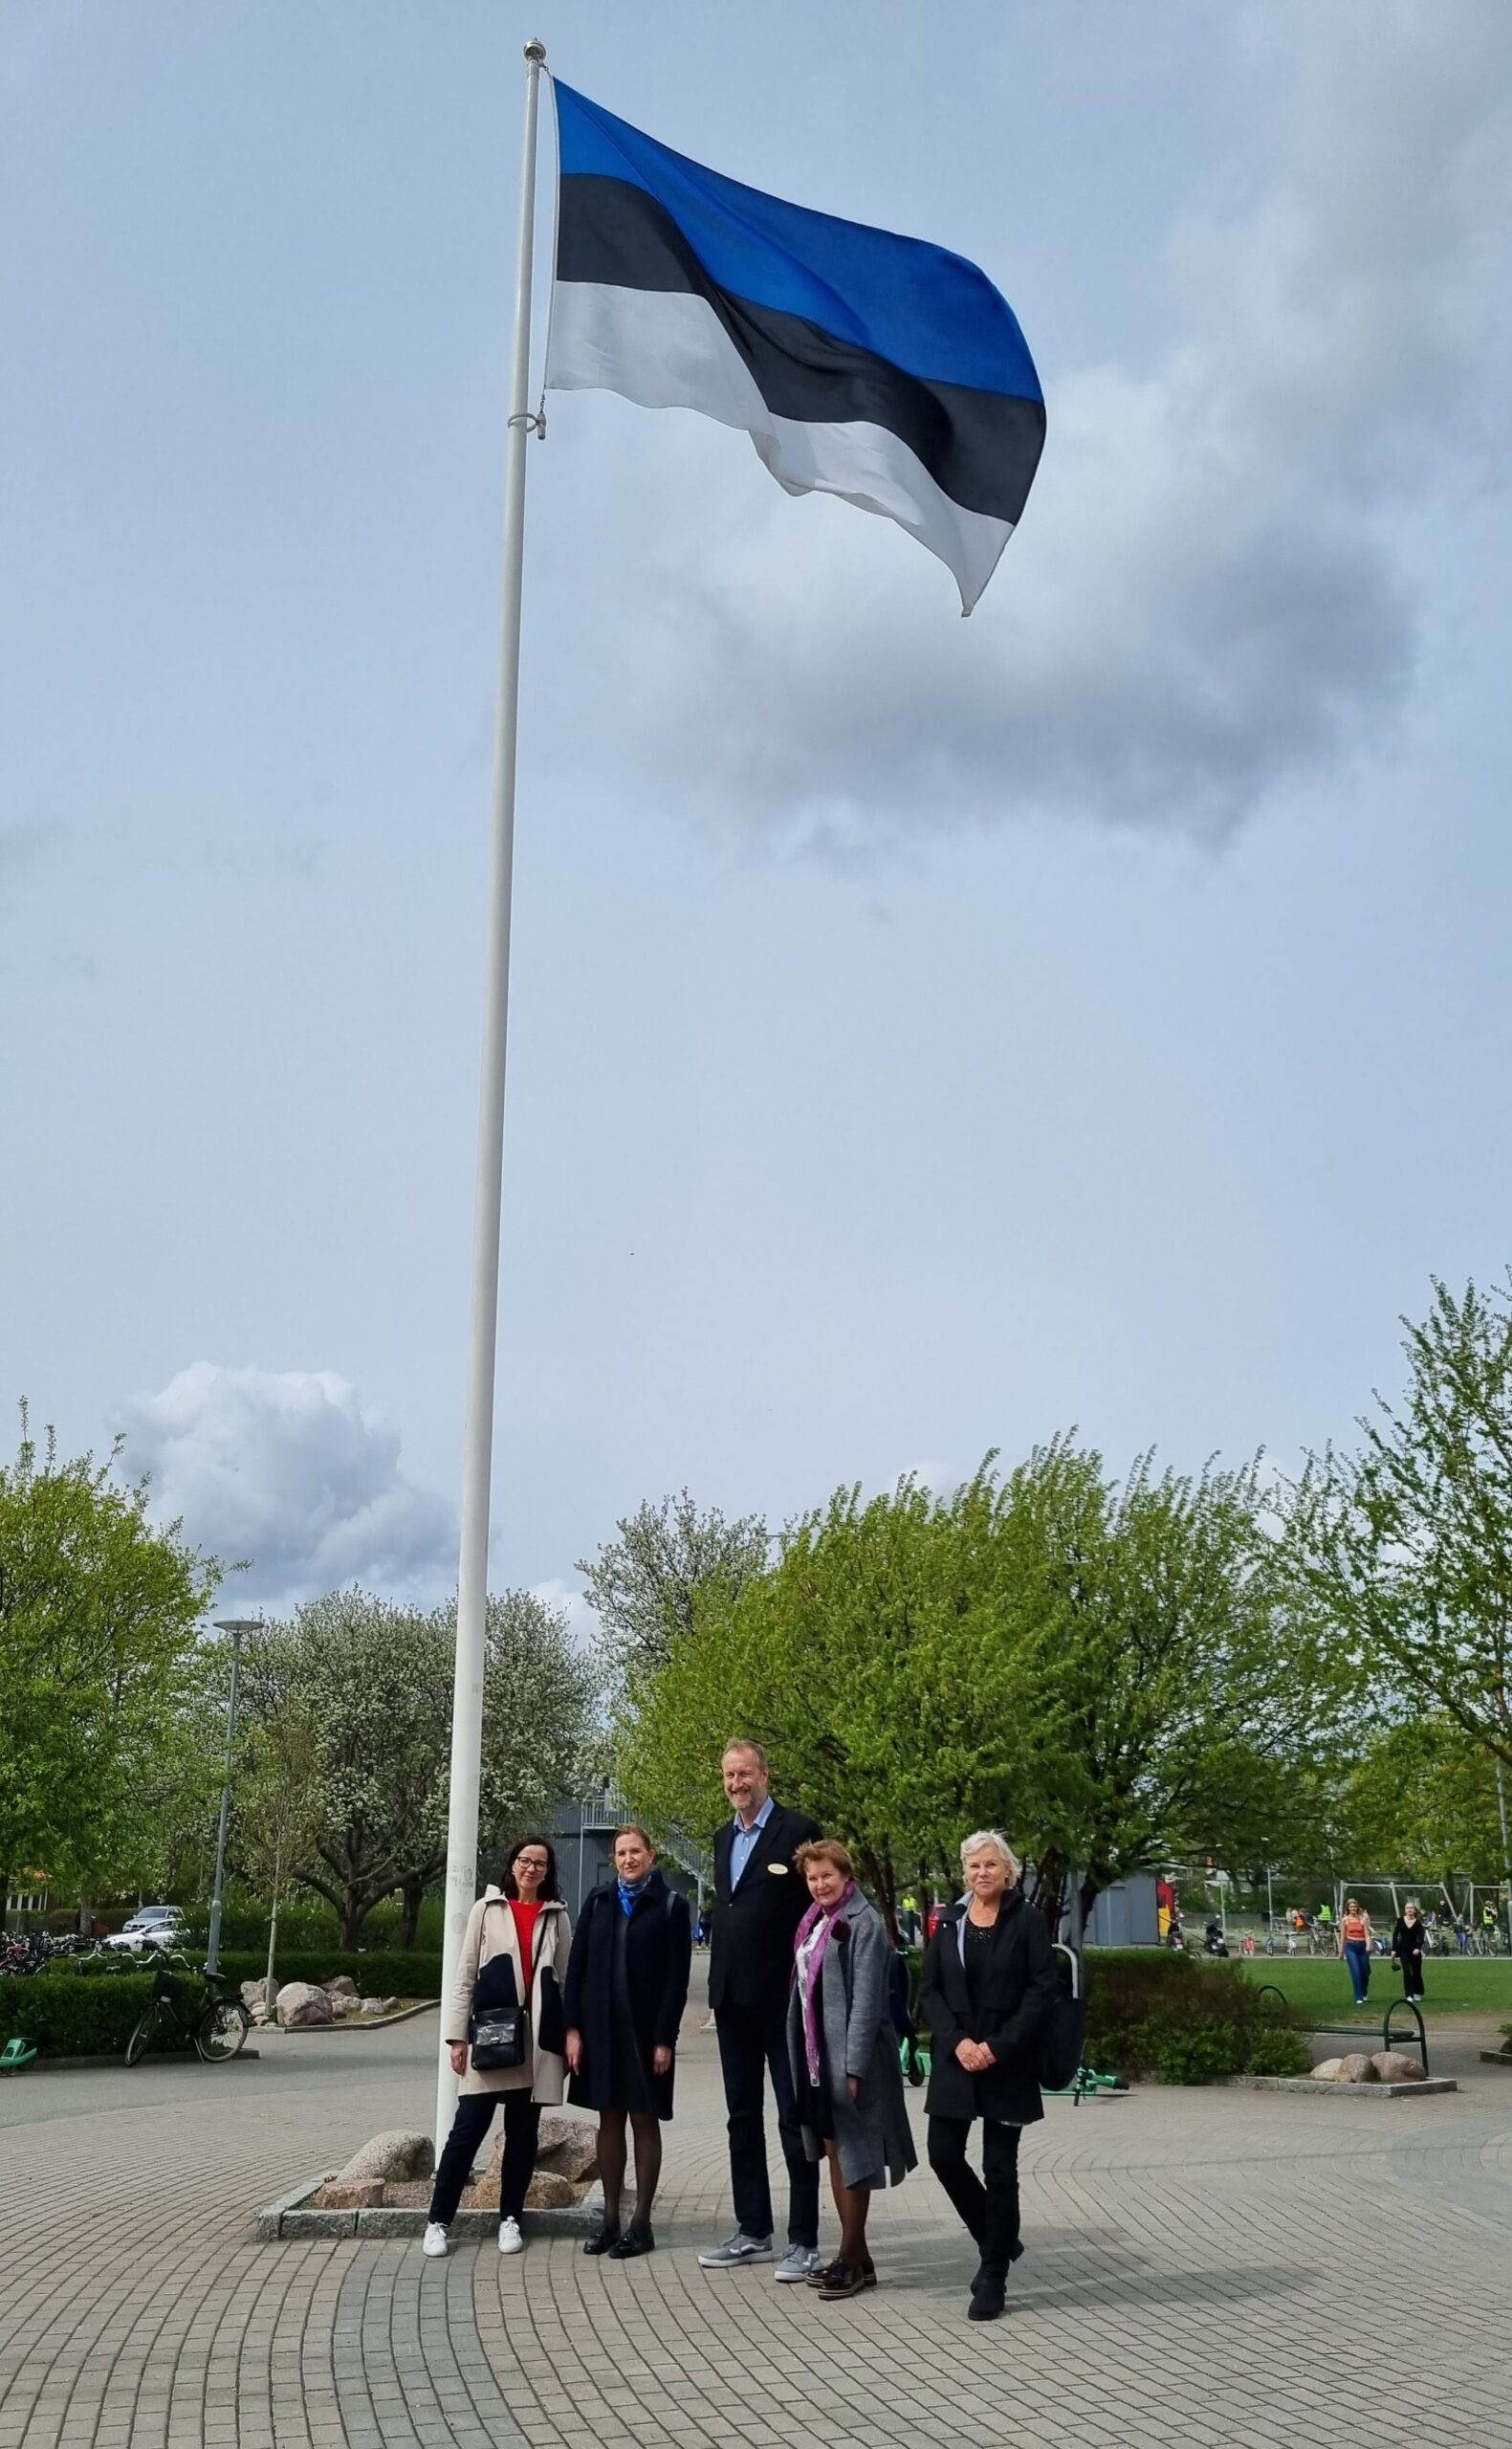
top-left (545, 83), bottom-right (1045, 614)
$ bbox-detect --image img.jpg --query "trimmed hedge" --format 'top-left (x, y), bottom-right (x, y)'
top-left (902, 1937), bottom-right (1308, 2085)
top-left (0, 1963), bottom-right (197, 2059)
top-left (219, 1949), bottom-right (444, 1999)
top-left (1085, 1950), bottom-right (1309, 2083)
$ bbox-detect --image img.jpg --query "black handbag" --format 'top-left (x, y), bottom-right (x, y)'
top-left (470, 2003), bottom-right (528, 2070)
top-left (469, 1903), bottom-right (530, 2068)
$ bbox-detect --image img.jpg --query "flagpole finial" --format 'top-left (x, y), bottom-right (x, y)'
top-left (524, 38), bottom-right (546, 63)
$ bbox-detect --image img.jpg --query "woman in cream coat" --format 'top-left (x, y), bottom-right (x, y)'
top-left (422, 1834), bottom-right (572, 2258)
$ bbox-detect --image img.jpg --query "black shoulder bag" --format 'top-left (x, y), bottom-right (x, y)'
top-left (469, 1906), bottom-right (528, 2070)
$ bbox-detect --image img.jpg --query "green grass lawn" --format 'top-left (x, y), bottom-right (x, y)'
top-left (1235, 1955), bottom-right (1512, 2021)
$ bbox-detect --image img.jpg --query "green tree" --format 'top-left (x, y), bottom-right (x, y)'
top-left (232, 1697), bottom-right (321, 1999)
top-left (1289, 1275), bottom-right (1512, 1768)
top-left (618, 1443), bottom-right (1344, 1935)
top-left (579, 1491), bottom-right (769, 1689)
top-left (240, 1587), bottom-right (599, 1948)
top-left (0, 1407), bottom-right (221, 1925)
top-left (1339, 1714), bottom-right (1504, 1890)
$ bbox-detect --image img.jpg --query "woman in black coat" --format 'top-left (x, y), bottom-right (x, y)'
top-left (1391, 1900), bottom-right (1427, 2000)
top-left (563, 1824), bottom-right (692, 2260)
top-left (919, 1829), bottom-right (1057, 2324)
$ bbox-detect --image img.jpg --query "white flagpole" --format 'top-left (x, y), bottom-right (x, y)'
top-left (435, 34), bottom-right (548, 2156)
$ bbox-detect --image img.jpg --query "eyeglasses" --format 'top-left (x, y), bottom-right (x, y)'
top-left (515, 1854), bottom-right (549, 1870)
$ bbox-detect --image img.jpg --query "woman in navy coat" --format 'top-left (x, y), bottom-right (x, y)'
top-left (563, 1824), bottom-right (692, 2259)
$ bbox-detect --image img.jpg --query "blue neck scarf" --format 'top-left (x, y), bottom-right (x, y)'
top-left (618, 1871), bottom-right (652, 1916)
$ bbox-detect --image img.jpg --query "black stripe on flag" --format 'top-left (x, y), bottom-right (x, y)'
top-left (557, 172), bottom-right (1045, 529)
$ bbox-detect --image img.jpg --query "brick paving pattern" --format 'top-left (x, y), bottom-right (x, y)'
top-left (5, 2010), bottom-right (1511, 2448)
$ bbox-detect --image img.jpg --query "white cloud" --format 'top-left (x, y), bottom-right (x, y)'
top-left (119, 1361), bottom-right (455, 1611)
top-left (562, 4), bottom-right (1511, 854)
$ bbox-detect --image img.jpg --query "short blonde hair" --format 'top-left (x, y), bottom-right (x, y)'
top-left (960, 1829), bottom-right (1020, 1883)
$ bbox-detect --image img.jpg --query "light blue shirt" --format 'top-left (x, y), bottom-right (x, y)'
top-left (730, 1796), bottom-right (775, 1889)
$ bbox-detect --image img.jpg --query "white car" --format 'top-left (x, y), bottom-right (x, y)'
top-left (104, 1907), bottom-right (187, 1954)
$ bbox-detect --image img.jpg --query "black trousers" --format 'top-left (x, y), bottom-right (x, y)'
top-left (927, 2115), bottom-right (1020, 2272)
top-left (715, 1997), bottom-right (820, 2247)
top-left (428, 2091), bottom-right (541, 2226)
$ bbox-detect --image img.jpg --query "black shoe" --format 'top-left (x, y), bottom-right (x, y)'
top-left (609, 2223), bottom-right (655, 2259)
top-left (968, 2261), bottom-right (1008, 2322)
top-left (582, 2221), bottom-right (622, 2256)
top-left (817, 2260), bottom-right (867, 2301)
top-left (806, 2257), bottom-right (847, 2289)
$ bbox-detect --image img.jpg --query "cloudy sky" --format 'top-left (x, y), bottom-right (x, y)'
top-left (4, 2), bottom-right (1510, 1619)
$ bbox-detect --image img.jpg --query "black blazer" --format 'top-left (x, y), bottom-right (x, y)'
top-left (708, 1799), bottom-right (821, 2013)
top-left (919, 1889), bottom-right (1056, 2127)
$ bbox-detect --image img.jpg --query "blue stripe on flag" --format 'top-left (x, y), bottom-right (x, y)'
top-left (553, 81), bottom-right (1041, 406)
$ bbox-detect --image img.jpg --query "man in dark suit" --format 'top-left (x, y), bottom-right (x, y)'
top-left (697, 1740), bottom-right (822, 2279)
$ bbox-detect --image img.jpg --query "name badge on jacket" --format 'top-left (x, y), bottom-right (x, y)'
top-left (768, 1863), bottom-right (789, 1874)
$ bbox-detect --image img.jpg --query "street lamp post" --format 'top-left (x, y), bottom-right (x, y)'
top-left (207, 1619), bottom-right (262, 1976)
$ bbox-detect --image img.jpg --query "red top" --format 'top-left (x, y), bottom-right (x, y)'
top-left (509, 1900), bottom-right (541, 1967)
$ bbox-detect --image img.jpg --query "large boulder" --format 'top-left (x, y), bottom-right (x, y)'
top-left (1371, 2051), bottom-right (1426, 2084)
top-left (312, 2178), bottom-right (383, 2210)
top-left (337, 2129), bottom-right (435, 2184)
top-left (240, 1978), bottom-right (272, 2012)
top-left (523, 2170), bottom-right (577, 2210)
top-left (1311, 2054), bottom-right (1379, 2083)
top-left (276, 1981), bottom-right (334, 2029)
top-left (506, 2113), bottom-right (599, 2182)
top-left (324, 1975), bottom-right (359, 2001)
top-left (464, 2165), bottom-right (577, 2212)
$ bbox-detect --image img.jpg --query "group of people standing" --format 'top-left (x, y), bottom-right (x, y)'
top-left (423, 1739), bottom-right (1058, 2324)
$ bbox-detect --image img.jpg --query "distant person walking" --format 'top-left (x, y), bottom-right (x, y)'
top-left (698, 1741), bottom-right (822, 2281)
top-left (423, 1836), bottom-right (572, 2260)
top-left (919, 1831), bottom-right (1056, 2324)
top-left (563, 1824), bottom-right (693, 2260)
top-left (1338, 1898), bottom-right (1373, 2005)
top-left (1391, 1901), bottom-right (1426, 2002)
top-left (784, 1840), bottom-right (916, 2300)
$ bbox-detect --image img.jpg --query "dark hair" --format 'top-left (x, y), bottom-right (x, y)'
top-left (503, 1833), bottom-right (560, 1902)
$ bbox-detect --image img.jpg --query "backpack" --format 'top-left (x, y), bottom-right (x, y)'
top-left (886, 1945), bottom-right (913, 2040)
top-left (1036, 1944), bottom-right (1085, 2091)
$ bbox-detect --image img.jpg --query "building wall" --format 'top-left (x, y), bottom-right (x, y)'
top-left (1084, 1874), bottom-right (1160, 1948)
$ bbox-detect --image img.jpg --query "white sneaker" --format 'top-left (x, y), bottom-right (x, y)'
top-left (497, 2216), bottom-right (524, 2255)
top-left (421, 2223), bottom-right (449, 2258)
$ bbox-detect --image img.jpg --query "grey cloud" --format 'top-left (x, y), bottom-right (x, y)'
top-left (565, 6), bottom-right (1510, 854)
top-left (118, 1361), bottom-right (456, 1611)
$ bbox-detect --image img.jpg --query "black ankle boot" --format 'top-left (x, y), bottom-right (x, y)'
top-left (968, 2261), bottom-right (1007, 2322)
top-left (583, 2218), bottom-right (622, 2256)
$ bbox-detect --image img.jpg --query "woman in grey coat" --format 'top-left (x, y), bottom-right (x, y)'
top-left (784, 1839), bottom-right (916, 2301)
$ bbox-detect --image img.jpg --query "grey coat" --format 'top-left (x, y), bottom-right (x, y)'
top-left (785, 1894), bottom-right (917, 2193)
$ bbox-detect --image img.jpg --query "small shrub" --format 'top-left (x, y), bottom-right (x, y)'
top-left (0, 1965), bottom-right (195, 2058)
top-left (1142, 2012), bottom-right (1241, 2085)
top-left (1083, 1948), bottom-right (1304, 2085)
top-left (1245, 2024), bottom-right (1312, 2078)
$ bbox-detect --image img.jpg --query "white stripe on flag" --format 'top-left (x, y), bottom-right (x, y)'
top-left (547, 281), bottom-right (1014, 612)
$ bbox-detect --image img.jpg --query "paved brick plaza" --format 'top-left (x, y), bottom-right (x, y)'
top-left (5, 2007), bottom-right (1511, 2449)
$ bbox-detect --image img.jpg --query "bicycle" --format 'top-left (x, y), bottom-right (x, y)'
top-left (123, 1953), bottom-right (250, 2066)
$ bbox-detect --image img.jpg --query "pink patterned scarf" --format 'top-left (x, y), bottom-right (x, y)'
top-left (794, 1881), bottom-right (859, 2082)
